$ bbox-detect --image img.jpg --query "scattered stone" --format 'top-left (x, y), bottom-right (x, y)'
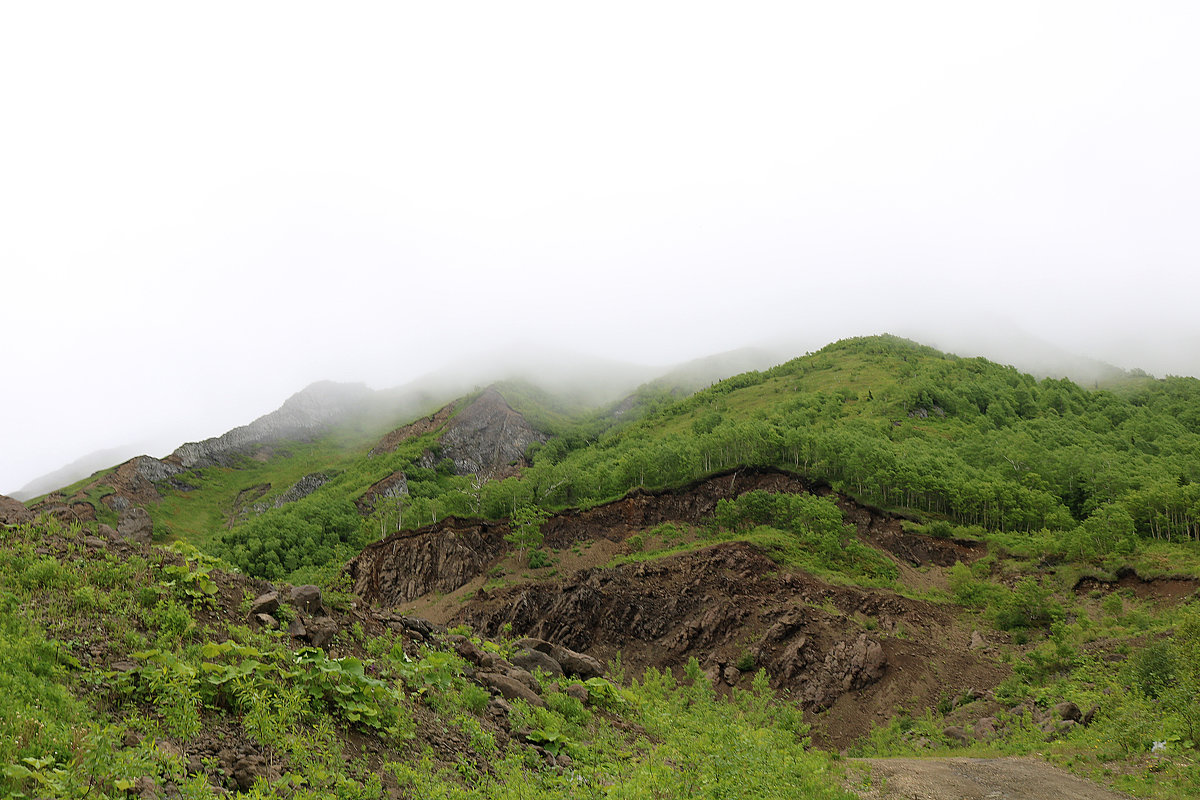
top-left (287, 615), bottom-right (307, 638)
top-left (943, 725), bottom-right (970, 745)
top-left (253, 613), bottom-right (279, 630)
top-left (480, 672), bottom-right (546, 707)
top-left (305, 616), bottom-right (338, 647)
top-left (969, 630), bottom-right (986, 650)
top-left (556, 754), bottom-right (573, 768)
top-left (506, 666), bottom-right (540, 693)
top-left (249, 591), bottom-right (279, 616)
top-left (512, 647), bottom-right (564, 678)
top-left (1082, 705), bottom-right (1099, 726)
top-left (722, 664), bottom-right (741, 685)
top-left (565, 683), bottom-right (590, 705)
top-left (117, 507), bottom-right (154, 544)
top-left (290, 585), bottom-right (323, 614)
top-left (1053, 701), bottom-right (1082, 722)
top-left (84, 536), bottom-right (107, 548)
top-left (97, 523), bottom-right (118, 539)
top-left (122, 729), bottom-right (142, 748)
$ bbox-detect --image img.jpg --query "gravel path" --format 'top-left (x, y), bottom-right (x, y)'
top-left (845, 757), bottom-right (1132, 800)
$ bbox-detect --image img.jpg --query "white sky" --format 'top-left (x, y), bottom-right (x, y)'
top-left (3, 2), bottom-right (1199, 494)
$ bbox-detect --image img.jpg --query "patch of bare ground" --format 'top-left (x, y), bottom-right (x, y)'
top-left (1075, 566), bottom-right (1199, 605)
top-left (349, 468), bottom-right (1010, 748)
top-left (845, 756), bottom-right (1132, 800)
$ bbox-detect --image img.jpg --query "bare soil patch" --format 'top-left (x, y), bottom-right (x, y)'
top-left (846, 757), bottom-right (1132, 800)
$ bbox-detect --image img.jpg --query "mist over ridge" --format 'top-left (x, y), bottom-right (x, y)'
top-left (5, 329), bottom-right (1175, 500)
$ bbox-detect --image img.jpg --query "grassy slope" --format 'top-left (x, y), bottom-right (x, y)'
top-left (0, 515), bottom-right (854, 799)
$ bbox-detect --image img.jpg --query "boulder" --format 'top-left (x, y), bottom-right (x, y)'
top-left (943, 725), bottom-right (970, 745)
top-left (1053, 701), bottom-right (1082, 722)
top-left (117, 507), bottom-right (154, 544)
top-left (287, 615), bottom-right (307, 639)
top-left (97, 523), bottom-right (118, 539)
top-left (249, 592), bottom-right (280, 617)
top-left (445, 634), bottom-right (487, 667)
top-left (511, 647), bottom-right (564, 678)
top-left (254, 613), bottom-right (279, 630)
top-left (506, 666), bottom-right (540, 693)
top-left (290, 585), bottom-right (323, 614)
top-left (973, 717), bottom-right (998, 739)
top-left (305, 616), bottom-right (338, 648)
top-left (480, 672), bottom-right (545, 707)
top-left (557, 649), bottom-right (605, 680)
top-left (565, 683), bottom-right (590, 705)
top-left (516, 636), bottom-right (604, 679)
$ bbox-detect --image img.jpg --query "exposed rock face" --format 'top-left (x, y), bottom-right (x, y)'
top-left (0, 495), bottom-right (33, 526)
top-left (170, 381), bottom-right (374, 469)
top-left (438, 387), bottom-right (547, 478)
top-left (369, 401), bottom-right (458, 457)
top-left (348, 521), bottom-right (509, 606)
top-left (252, 472), bottom-right (332, 514)
top-left (453, 542), bottom-right (892, 712)
top-left (355, 470), bottom-right (410, 515)
top-left (348, 469), bottom-right (818, 606)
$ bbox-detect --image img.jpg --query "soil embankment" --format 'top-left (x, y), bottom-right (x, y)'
top-left (348, 468), bottom-right (1005, 747)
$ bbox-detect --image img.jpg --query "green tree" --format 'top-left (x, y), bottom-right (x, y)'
top-left (506, 504), bottom-right (549, 560)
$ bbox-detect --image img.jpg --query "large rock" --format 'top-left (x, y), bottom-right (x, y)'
top-left (515, 637), bottom-right (604, 679)
top-left (289, 585), bottom-right (323, 615)
top-left (801, 633), bottom-right (887, 711)
top-left (0, 495), bottom-right (33, 526)
top-left (438, 387), bottom-right (547, 478)
top-left (249, 592), bottom-right (280, 616)
top-left (117, 507), bottom-right (154, 544)
top-left (479, 672), bottom-right (545, 707)
top-left (511, 647), bottom-right (564, 678)
top-left (305, 616), bottom-right (338, 648)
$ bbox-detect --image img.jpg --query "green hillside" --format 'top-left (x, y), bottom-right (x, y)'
top-left (11, 334), bottom-right (1200, 797)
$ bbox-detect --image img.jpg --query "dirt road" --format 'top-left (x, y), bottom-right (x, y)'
top-left (846, 757), bottom-right (1131, 800)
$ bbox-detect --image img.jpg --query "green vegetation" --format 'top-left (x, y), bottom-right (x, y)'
top-left (0, 515), bottom-right (855, 799)
top-left (17, 333), bottom-right (1200, 797)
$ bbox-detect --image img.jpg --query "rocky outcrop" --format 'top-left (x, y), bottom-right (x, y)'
top-left (349, 469), bottom-right (818, 605)
top-left (0, 494), bottom-right (33, 526)
top-left (169, 381), bottom-right (375, 469)
top-left (438, 387), bottom-right (547, 478)
top-left (451, 542), bottom-right (894, 711)
top-left (355, 470), bottom-right (410, 515)
top-left (252, 472), bottom-right (332, 513)
top-left (369, 401), bottom-right (458, 457)
top-left (347, 520), bottom-right (510, 606)
top-left (799, 632), bottom-right (886, 710)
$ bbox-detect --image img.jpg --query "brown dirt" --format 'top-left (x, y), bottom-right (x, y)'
top-left (845, 757), bottom-right (1133, 799)
top-left (348, 468), bottom-right (1009, 750)
top-left (1075, 567), bottom-right (1199, 605)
